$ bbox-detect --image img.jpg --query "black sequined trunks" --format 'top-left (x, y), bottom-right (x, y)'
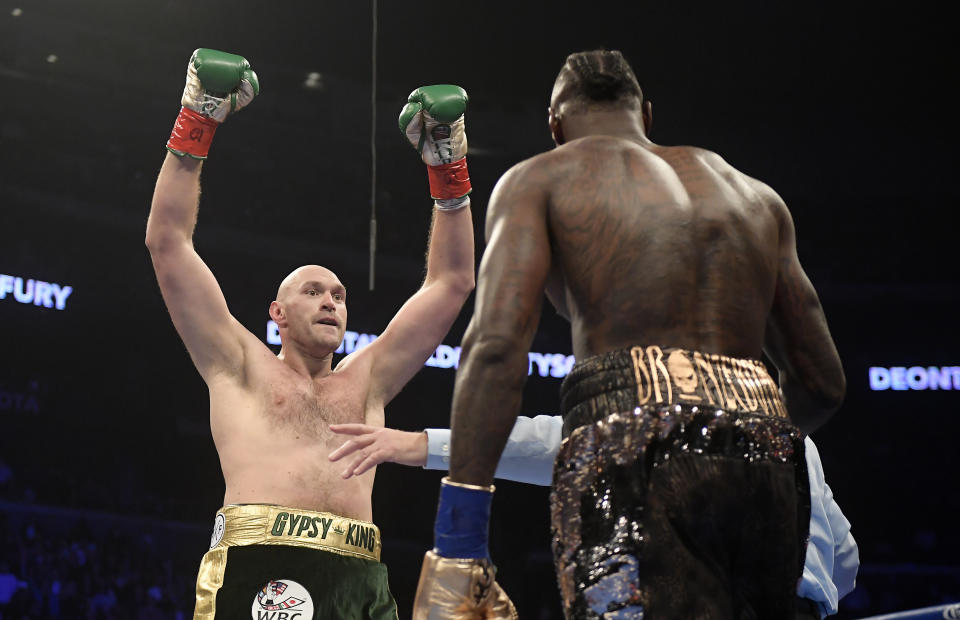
top-left (551, 346), bottom-right (809, 620)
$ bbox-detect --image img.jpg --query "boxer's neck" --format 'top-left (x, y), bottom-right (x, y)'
top-left (561, 109), bottom-right (651, 146)
top-left (277, 346), bottom-right (334, 379)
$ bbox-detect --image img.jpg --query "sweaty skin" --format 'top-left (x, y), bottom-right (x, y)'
top-left (448, 92), bottom-right (844, 486)
top-left (147, 153), bottom-right (474, 521)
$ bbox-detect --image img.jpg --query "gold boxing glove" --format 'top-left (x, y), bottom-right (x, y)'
top-left (412, 550), bottom-right (518, 620)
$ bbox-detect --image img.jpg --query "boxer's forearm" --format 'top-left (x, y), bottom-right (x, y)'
top-left (146, 153), bottom-right (203, 249)
top-left (423, 205), bottom-right (475, 293)
top-left (448, 334), bottom-right (528, 486)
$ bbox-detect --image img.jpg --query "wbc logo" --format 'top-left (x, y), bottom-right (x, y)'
top-left (209, 513), bottom-right (225, 549)
top-left (251, 579), bottom-right (314, 620)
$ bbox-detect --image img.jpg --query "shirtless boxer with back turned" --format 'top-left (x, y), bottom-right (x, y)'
top-left (413, 49), bottom-right (845, 619)
top-left (146, 49), bottom-right (476, 619)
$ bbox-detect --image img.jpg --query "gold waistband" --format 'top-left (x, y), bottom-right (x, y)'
top-left (561, 345), bottom-right (788, 430)
top-left (627, 345), bottom-right (787, 418)
top-left (209, 504), bottom-right (381, 562)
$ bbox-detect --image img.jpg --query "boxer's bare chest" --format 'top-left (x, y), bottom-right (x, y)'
top-left (247, 362), bottom-right (370, 441)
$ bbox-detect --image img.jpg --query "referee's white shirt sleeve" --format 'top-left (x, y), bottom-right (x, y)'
top-left (424, 415), bottom-right (563, 486)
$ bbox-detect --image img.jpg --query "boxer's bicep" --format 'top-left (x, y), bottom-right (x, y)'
top-left (363, 205), bottom-right (475, 404)
top-left (446, 162), bottom-right (551, 484)
top-left (149, 240), bottom-right (246, 379)
top-left (763, 199), bottom-right (844, 411)
top-left (364, 279), bottom-right (473, 404)
top-left (475, 170), bottom-right (551, 348)
top-left (147, 153), bottom-right (246, 380)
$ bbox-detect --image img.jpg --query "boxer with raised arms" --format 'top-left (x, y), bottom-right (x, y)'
top-left (147, 49), bottom-right (478, 619)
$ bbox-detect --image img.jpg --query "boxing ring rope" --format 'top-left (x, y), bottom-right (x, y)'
top-left (368, 0), bottom-right (378, 291)
top-left (857, 603), bottom-right (960, 619)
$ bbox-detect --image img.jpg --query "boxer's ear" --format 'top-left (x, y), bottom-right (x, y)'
top-left (548, 107), bottom-right (565, 146)
top-left (268, 300), bottom-right (285, 325)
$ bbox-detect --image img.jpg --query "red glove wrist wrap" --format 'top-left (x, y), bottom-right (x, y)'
top-left (166, 107), bottom-right (219, 159)
top-left (427, 157), bottom-right (472, 200)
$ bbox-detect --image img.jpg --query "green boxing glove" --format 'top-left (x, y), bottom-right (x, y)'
top-left (166, 48), bottom-right (260, 160)
top-left (399, 85), bottom-right (471, 210)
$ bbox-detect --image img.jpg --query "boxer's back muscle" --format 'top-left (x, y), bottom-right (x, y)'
top-left (547, 137), bottom-right (780, 360)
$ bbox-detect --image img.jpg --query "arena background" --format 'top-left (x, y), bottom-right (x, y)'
top-left (1, 1), bottom-right (957, 617)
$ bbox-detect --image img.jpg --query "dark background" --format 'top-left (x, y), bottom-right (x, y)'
top-left (1, 1), bottom-right (957, 618)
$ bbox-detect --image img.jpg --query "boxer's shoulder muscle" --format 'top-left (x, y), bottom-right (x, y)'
top-left (536, 139), bottom-right (781, 356)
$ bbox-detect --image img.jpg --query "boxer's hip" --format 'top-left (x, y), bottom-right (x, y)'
top-left (550, 346), bottom-right (809, 618)
top-left (559, 344), bottom-right (789, 435)
top-left (194, 504), bottom-right (397, 620)
top-left (207, 503), bottom-right (382, 560)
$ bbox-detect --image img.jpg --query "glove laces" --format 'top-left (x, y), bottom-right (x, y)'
top-left (429, 124), bottom-right (456, 164)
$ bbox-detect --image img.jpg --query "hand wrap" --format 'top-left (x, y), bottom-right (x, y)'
top-left (166, 107), bottom-right (219, 159)
top-left (165, 48), bottom-right (259, 160)
top-left (399, 85), bottom-right (472, 209)
top-left (413, 478), bottom-right (516, 619)
top-left (433, 477), bottom-right (494, 559)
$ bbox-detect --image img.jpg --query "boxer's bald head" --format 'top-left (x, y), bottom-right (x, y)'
top-left (270, 265), bottom-right (348, 356)
top-left (276, 265), bottom-right (342, 302)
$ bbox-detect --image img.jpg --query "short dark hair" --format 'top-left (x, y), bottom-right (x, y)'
top-left (554, 50), bottom-right (643, 112)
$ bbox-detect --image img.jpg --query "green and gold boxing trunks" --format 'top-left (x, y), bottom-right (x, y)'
top-left (194, 504), bottom-right (398, 620)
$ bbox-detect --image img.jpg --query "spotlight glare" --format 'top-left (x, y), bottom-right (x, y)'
top-left (303, 72), bottom-right (323, 90)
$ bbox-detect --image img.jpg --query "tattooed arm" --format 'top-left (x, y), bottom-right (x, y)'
top-left (763, 191), bottom-right (845, 434)
top-left (448, 159), bottom-right (552, 486)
